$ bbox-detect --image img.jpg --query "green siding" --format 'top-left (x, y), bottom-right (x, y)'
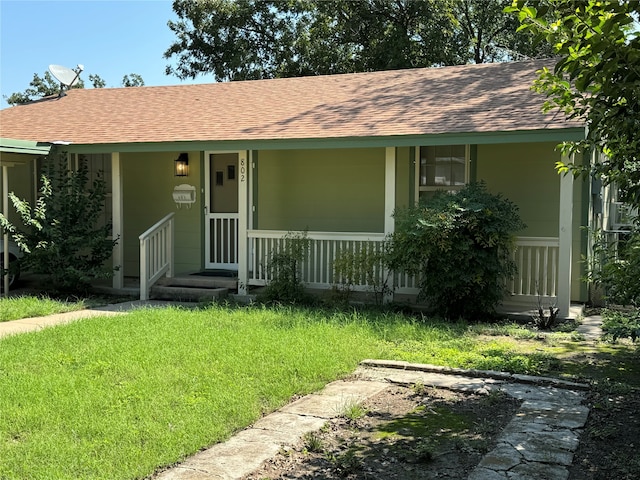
top-left (477, 143), bottom-right (561, 237)
top-left (395, 147), bottom-right (412, 210)
top-left (477, 143), bottom-right (588, 302)
top-left (1, 157), bottom-right (36, 227)
top-left (122, 151), bottom-right (202, 276)
top-left (256, 148), bottom-right (385, 232)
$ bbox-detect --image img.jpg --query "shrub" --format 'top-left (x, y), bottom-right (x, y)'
top-left (0, 150), bottom-right (118, 292)
top-left (588, 229), bottom-right (640, 307)
top-left (332, 242), bottom-right (392, 305)
top-left (601, 309), bottom-right (640, 343)
top-left (259, 230), bottom-right (311, 304)
top-left (388, 182), bottom-right (525, 319)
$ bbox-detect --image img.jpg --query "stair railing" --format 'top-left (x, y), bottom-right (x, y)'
top-left (139, 213), bottom-right (175, 300)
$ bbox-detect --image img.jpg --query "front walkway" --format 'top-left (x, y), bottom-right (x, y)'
top-left (155, 360), bottom-right (590, 480)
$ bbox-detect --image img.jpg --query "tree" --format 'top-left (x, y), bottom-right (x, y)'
top-left (164, 0), bottom-right (550, 82)
top-left (0, 150), bottom-right (118, 292)
top-left (507, 0), bottom-right (640, 211)
top-left (122, 73), bottom-right (145, 87)
top-left (5, 71), bottom-right (143, 106)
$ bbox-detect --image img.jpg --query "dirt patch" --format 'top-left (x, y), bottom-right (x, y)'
top-left (244, 384), bottom-right (521, 479)
top-left (568, 387), bottom-right (640, 480)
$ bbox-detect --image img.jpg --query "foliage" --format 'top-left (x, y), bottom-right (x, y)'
top-left (388, 182), bottom-right (525, 319)
top-left (121, 73), bottom-right (145, 87)
top-left (0, 150), bottom-right (118, 292)
top-left (260, 230), bottom-right (311, 304)
top-left (164, 0), bottom-right (550, 81)
top-left (5, 70), bottom-right (144, 105)
top-left (332, 242), bottom-right (392, 306)
top-left (601, 308), bottom-right (640, 343)
top-left (586, 229), bottom-right (640, 307)
top-left (507, 0), bottom-right (640, 212)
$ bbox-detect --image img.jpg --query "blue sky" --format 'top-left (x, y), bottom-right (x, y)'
top-left (0, 0), bottom-right (212, 108)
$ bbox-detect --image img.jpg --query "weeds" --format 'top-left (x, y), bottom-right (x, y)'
top-left (302, 431), bottom-right (324, 453)
top-left (341, 401), bottom-right (368, 422)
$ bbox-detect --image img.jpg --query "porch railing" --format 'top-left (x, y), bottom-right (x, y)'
top-left (509, 236), bottom-right (559, 299)
top-left (248, 230), bottom-right (386, 289)
top-left (247, 230), bottom-right (560, 300)
top-left (139, 213), bottom-right (174, 300)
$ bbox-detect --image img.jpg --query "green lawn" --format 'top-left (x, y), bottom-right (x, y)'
top-left (0, 295), bottom-right (85, 322)
top-left (0, 302), bottom-right (637, 480)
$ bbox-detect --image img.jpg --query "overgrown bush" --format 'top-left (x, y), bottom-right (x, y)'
top-left (587, 229), bottom-right (640, 307)
top-left (0, 150), bottom-right (118, 292)
top-left (388, 182), bottom-right (525, 319)
top-left (332, 242), bottom-right (391, 305)
top-left (601, 308), bottom-right (640, 343)
top-left (259, 230), bottom-right (311, 304)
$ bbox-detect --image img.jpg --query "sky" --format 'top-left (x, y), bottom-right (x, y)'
top-left (0, 0), bottom-right (212, 109)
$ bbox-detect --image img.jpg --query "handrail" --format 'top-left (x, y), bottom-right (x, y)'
top-left (139, 212), bottom-right (175, 301)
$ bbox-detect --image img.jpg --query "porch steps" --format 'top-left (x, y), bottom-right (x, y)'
top-left (150, 274), bottom-right (238, 302)
top-left (150, 285), bottom-right (229, 302)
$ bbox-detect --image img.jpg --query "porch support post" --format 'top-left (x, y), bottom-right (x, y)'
top-left (237, 150), bottom-right (249, 295)
top-left (2, 164), bottom-right (9, 296)
top-left (111, 152), bottom-right (123, 290)
top-left (558, 153), bottom-right (574, 318)
top-left (384, 147), bottom-right (396, 303)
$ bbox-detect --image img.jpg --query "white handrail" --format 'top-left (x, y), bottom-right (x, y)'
top-left (139, 213), bottom-right (175, 300)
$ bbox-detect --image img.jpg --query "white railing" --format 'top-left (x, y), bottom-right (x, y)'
top-left (139, 213), bottom-right (174, 300)
top-left (208, 213), bottom-right (239, 268)
top-left (247, 230), bottom-right (560, 301)
top-left (248, 230), bottom-right (386, 288)
top-left (509, 236), bottom-right (559, 299)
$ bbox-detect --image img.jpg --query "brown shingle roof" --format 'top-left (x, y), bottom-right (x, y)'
top-left (0, 60), bottom-right (581, 146)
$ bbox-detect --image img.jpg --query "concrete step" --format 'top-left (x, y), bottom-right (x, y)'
top-left (156, 274), bottom-right (237, 290)
top-left (150, 285), bottom-right (229, 302)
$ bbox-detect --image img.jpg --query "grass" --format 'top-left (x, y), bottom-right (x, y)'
top-left (0, 301), bottom-right (638, 479)
top-left (0, 295), bottom-right (86, 322)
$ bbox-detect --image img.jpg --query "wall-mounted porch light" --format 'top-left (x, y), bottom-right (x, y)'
top-left (174, 153), bottom-right (189, 177)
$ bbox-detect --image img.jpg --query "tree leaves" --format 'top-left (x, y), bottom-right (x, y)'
top-left (508, 0), bottom-right (640, 211)
top-left (164, 0), bottom-right (552, 82)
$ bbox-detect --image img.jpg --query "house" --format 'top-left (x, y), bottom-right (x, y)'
top-left (1, 59), bottom-right (594, 316)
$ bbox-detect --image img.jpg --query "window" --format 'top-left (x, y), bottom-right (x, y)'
top-left (416, 145), bottom-right (469, 201)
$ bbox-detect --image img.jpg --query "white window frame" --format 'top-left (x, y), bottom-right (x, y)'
top-left (415, 144), bottom-right (470, 202)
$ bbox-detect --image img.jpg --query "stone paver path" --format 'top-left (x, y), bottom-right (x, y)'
top-left (156, 360), bottom-right (590, 480)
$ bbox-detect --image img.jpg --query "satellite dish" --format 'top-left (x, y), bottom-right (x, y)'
top-left (48, 64), bottom-right (84, 96)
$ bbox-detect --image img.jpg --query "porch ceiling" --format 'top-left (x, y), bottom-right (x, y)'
top-left (0, 59), bottom-right (584, 147)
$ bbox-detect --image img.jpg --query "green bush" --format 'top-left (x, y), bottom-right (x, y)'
top-left (588, 230), bottom-right (640, 307)
top-left (0, 150), bottom-right (117, 292)
top-left (259, 230), bottom-right (311, 304)
top-left (332, 242), bottom-right (391, 305)
top-left (601, 309), bottom-right (640, 343)
top-left (388, 182), bottom-right (525, 319)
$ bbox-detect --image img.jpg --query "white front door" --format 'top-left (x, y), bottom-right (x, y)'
top-left (205, 152), bottom-right (240, 269)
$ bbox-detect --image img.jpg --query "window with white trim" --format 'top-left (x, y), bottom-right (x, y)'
top-left (416, 145), bottom-right (469, 201)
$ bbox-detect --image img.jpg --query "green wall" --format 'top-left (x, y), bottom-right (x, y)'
top-left (256, 148), bottom-right (386, 232)
top-left (121, 151), bottom-right (202, 276)
top-left (477, 142), bottom-right (561, 237)
top-left (1, 155), bottom-right (37, 227)
top-left (395, 147), bottom-right (412, 210)
top-left (477, 142), bottom-right (587, 301)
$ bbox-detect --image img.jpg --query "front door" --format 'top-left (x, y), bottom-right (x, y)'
top-left (205, 152), bottom-right (239, 269)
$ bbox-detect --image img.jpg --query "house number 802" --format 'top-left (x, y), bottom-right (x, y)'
top-left (240, 158), bottom-right (246, 182)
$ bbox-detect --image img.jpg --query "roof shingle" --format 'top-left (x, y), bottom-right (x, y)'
top-left (0, 59), bottom-right (582, 146)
